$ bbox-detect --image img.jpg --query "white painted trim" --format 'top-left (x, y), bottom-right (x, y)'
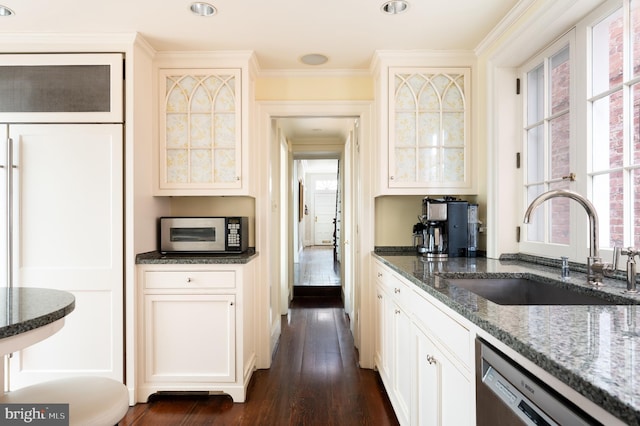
top-left (255, 100), bottom-right (375, 369)
top-left (258, 68), bottom-right (372, 79)
top-left (484, 0), bottom-right (607, 258)
top-left (474, 0), bottom-right (538, 55)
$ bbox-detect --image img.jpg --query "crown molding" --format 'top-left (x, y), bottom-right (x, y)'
top-left (0, 32), bottom-right (140, 52)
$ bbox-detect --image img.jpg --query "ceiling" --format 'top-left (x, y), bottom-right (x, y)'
top-left (0, 0), bottom-right (521, 143)
top-left (0, 0), bottom-right (521, 70)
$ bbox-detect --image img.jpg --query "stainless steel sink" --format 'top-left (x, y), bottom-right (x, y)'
top-left (445, 277), bottom-right (628, 305)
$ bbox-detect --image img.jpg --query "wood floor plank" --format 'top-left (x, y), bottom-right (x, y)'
top-left (119, 301), bottom-right (398, 425)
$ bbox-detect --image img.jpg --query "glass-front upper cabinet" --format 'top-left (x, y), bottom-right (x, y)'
top-left (158, 69), bottom-right (243, 194)
top-left (388, 67), bottom-right (472, 193)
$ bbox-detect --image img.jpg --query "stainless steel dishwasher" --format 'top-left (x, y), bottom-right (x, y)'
top-left (475, 338), bottom-right (599, 425)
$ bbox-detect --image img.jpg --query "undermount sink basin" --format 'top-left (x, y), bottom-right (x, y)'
top-left (445, 277), bottom-right (630, 305)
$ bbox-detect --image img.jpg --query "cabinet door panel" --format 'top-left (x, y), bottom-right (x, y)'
top-left (440, 354), bottom-right (472, 425)
top-left (391, 303), bottom-right (412, 425)
top-left (9, 124), bottom-right (123, 387)
top-left (145, 294), bottom-right (236, 383)
top-left (158, 69), bottom-right (242, 194)
top-left (384, 67), bottom-right (473, 195)
top-left (415, 326), bottom-right (440, 426)
top-left (375, 284), bottom-right (388, 378)
top-left (0, 54), bottom-right (123, 123)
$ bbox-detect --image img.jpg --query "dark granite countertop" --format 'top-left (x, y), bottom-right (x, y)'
top-left (0, 287), bottom-right (75, 340)
top-left (136, 248), bottom-right (258, 265)
top-left (373, 250), bottom-right (640, 425)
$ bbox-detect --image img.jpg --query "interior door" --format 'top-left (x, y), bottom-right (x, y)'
top-left (8, 124), bottom-right (123, 388)
top-left (314, 191), bottom-right (336, 245)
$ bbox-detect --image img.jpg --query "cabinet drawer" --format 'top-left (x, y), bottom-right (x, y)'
top-left (412, 292), bottom-right (471, 369)
top-left (374, 261), bottom-right (411, 307)
top-left (373, 261), bottom-right (388, 283)
top-left (145, 270), bottom-right (236, 290)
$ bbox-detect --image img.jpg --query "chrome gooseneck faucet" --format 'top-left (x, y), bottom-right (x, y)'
top-left (523, 189), bottom-right (610, 286)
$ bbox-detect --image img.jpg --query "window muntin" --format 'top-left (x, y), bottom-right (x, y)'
top-left (522, 42), bottom-right (573, 249)
top-left (589, 1), bottom-right (640, 249)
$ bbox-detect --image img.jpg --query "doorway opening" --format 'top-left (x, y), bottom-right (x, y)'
top-left (256, 100), bottom-right (375, 370)
top-left (275, 114), bottom-right (357, 317)
top-left (292, 159), bottom-right (341, 299)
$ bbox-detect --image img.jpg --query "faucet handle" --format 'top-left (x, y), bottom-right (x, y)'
top-left (622, 247), bottom-right (640, 258)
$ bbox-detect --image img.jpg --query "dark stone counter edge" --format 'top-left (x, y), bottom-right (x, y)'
top-left (136, 248), bottom-right (259, 264)
top-left (1, 291), bottom-right (76, 340)
top-left (372, 249), bottom-right (640, 425)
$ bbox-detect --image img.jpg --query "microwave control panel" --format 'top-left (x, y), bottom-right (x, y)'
top-left (225, 217), bottom-right (248, 252)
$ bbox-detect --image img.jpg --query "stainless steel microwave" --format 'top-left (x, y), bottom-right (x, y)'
top-left (159, 217), bottom-right (249, 254)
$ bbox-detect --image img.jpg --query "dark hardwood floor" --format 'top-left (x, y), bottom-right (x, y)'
top-left (119, 297), bottom-right (398, 425)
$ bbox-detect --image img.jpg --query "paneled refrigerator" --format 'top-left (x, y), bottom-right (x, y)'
top-left (0, 53), bottom-right (124, 390)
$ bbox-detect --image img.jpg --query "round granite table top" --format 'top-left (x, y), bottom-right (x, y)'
top-left (0, 287), bottom-right (75, 340)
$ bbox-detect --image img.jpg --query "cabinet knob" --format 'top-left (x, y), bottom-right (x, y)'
top-left (236, 176), bottom-right (240, 181)
top-left (377, 294), bottom-right (382, 299)
top-left (394, 288), bottom-right (400, 294)
top-left (230, 302), bottom-right (234, 306)
top-left (186, 277), bottom-right (192, 283)
top-left (377, 272), bottom-right (383, 278)
top-left (390, 176), bottom-right (395, 180)
top-left (394, 309), bottom-right (400, 314)
top-left (426, 355), bottom-right (437, 365)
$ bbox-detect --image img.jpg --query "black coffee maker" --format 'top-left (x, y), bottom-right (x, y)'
top-left (414, 197), bottom-right (469, 258)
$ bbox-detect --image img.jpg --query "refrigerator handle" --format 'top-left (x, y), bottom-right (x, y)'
top-left (6, 137), bottom-right (13, 289)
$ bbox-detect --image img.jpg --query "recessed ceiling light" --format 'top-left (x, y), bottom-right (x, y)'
top-left (381, 0), bottom-right (409, 15)
top-left (300, 54), bottom-right (329, 66)
top-left (190, 2), bottom-right (216, 16)
top-left (0, 5), bottom-right (14, 16)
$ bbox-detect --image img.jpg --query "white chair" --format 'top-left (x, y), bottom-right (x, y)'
top-left (0, 376), bottom-right (129, 426)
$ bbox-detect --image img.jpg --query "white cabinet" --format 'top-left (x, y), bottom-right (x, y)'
top-left (144, 294), bottom-right (236, 383)
top-left (390, 294), bottom-right (412, 424)
top-left (154, 52), bottom-right (256, 196)
top-left (157, 69), bottom-right (243, 194)
top-left (388, 68), bottom-right (470, 191)
top-left (372, 52), bottom-right (475, 196)
top-left (0, 53), bottom-right (123, 123)
top-left (374, 263), bottom-right (412, 425)
top-left (413, 323), bottom-right (472, 426)
top-left (136, 262), bottom-right (256, 403)
top-left (373, 259), bottom-right (474, 426)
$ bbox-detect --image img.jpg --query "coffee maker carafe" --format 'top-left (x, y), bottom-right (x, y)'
top-left (421, 198), bottom-right (448, 258)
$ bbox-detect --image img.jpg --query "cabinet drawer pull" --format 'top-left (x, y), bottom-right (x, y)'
top-left (426, 355), bottom-right (437, 365)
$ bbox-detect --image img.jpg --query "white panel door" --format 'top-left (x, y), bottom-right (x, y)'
top-left (8, 124), bottom-right (123, 388)
top-left (313, 191), bottom-right (336, 245)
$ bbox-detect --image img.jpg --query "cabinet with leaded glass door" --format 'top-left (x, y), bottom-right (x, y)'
top-left (386, 67), bottom-right (473, 194)
top-left (157, 68), bottom-right (245, 195)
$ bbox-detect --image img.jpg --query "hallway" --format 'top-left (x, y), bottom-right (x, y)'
top-left (294, 246), bottom-right (340, 287)
top-left (120, 297), bottom-right (398, 425)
